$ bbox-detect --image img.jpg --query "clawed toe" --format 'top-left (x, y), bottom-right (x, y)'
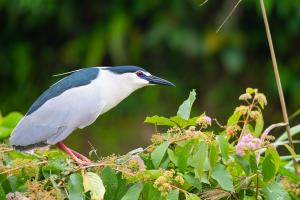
top-left (56, 142), bottom-right (92, 166)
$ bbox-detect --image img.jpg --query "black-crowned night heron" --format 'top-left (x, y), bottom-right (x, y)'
top-left (9, 66), bottom-right (174, 165)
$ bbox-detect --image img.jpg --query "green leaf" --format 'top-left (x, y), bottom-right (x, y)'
top-left (268, 147), bottom-right (280, 171)
top-left (177, 89), bottom-right (196, 120)
top-left (217, 135), bottom-right (229, 161)
top-left (262, 182), bottom-right (291, 200)
top-left (169, 116), bottom-right (199, 128)
top-left (278, 166), bottom-right (300, 182)
top-left (212, 164), bottom-right (234, 192)
top-left (289, 108), bottom-right (300, 121)
top-left (144, 115), bottom-right (200, 128)
top-left (246, 87), bottom-right (255, 94)
top-left (234, 156), bottom-right (250, 174)
top-left (249, 154), bottom-right (258, 173)
top-left (167, 189), bottom-right (179, 200)
top-left (7, 176), bottom-right (17, 192)
top-left (0, 112), bottom-right (23, 127)
top-left (185, 193), bottom-right (200, 200)
top-left (209, 142), bottom-right (219, 170)
top-left (190, 140), bottom-right (207, 178)
top-left (276, 124), bottom-right (300, 142)
top-left (0, 126), bottom-right (10, 139)
top-left (151, 141), bottom-right (171, 168)
top-left (262, 157), bottom-right (275, 182)
top-left (176, 140), bottom-right (196, 171)
top-left (83, 172), bottom-right (106, 200)
top-left (200, 173), bottom-right (210, 184)
top-left (101, 167), bottom-right (118, 200)
top-left (121, 183), bottom-right (144, 200)
top-left (235, 154), bottom-right (259, 175)
top-left (160, 157), bottom-right (170, 169)
top-left (254, 115), bottom-right (264, 137)
top-left (227, 111), bottom-right (241, 126)
top-left (5, 175), bottom-right (27, 192)
top-left (42, 150), bottom-right (70, 177)
top-left (144, 115), bottom-right (175, 126)
top-left (183, 174), bottom-right (202, 190)
top-left (68, 173), bottom-right (84, 200)
top-left (141, 183), bottom-right (161, 200)
top-left (0, 112), bottom-right (23, 139)
top-left (143, 170), bottom-right (163, 179)
top-left (5, 151), bottom-right (35, 161)
top-left (115, 173), bottom-right (130, 200)
top-left (0, 185), bottom-right (5, 200)
top-left (167, 149), bottom-right (178, 166)
top-left (282, 144), bottom-right (297, 160)
top-left (262, 152), bottom-right (277, 182)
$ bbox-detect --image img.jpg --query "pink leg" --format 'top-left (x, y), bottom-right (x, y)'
top-left (70, 149), bottom-right (91, 163)
top-left (56, 142), bottom-right (91, 165)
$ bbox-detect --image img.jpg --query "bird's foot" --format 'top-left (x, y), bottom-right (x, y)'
top-left (71, 155), bottom-right (91, 166)
top-left (56, 142), bottom-right (91, 166)
top-left (70, 149), bottom-right (91, 164)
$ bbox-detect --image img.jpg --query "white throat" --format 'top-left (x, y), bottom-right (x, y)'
top-left (93, 69), bottom-right (146, 114)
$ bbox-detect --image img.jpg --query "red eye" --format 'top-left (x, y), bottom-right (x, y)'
top-left (136, 71), bottom-right (143, 77)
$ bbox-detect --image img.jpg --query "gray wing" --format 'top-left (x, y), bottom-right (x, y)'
top-left (10, 68), bottom-right (104, 149)
top-left (10, 86), bottom-right (105, 148)
top-left (26, 67), bottom-right (99, 115)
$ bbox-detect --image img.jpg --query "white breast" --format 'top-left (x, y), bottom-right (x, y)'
top-left (95, 69), bottom-right (141, 114)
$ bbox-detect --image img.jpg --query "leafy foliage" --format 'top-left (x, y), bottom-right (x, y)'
top-left (0, 112), bottom-right (23, 140)
top-left (2, 0), bottom-right (300, 157)
top-left (0, 89), bottom-right (299, 199)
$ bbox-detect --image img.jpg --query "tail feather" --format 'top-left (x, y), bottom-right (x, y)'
top-left (12, 142), bottom-right (49, 151)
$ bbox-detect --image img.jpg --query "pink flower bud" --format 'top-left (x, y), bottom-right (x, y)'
top-left (203, 116), bottom-right (212, 124)
top-left (236, 134), bottom-right (262, 156)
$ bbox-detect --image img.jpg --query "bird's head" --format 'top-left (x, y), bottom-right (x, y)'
top-left (104, 66), bottom-right (175, 89)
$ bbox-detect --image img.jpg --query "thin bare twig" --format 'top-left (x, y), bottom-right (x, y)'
top-left (239, 95), bottom-right (256, 140)
top-left (217, 0), bottom-right (242, 33)
top-left (259, 0), bottom-right (298, 175)
top-left (199, 0), bottom-right (209, 7)
top-left (255, 173), bottom-right (259, 200)
top-left (0, 160), bottom-right (47, 175)
top-left (261, 122), bottom-right (287, 140)
top-left (0, 149), bottom-right (14, 154)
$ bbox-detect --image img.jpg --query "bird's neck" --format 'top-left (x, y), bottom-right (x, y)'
top-left (94, 70), bottom-right (143, 114)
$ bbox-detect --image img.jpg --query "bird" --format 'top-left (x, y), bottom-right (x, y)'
top-left (10, 66), bottom-right (175, 165)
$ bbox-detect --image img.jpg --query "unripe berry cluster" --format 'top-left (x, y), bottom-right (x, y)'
top-left (153, 169), bottom-right (185, 196)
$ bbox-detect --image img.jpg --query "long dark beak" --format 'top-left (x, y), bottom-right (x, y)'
top-left (145, 75), bottom-right (175, 87)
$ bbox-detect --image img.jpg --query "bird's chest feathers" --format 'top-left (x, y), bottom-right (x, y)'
top-left (93, 73), bottom-right (137, 113)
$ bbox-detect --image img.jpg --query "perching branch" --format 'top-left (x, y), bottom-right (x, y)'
top-left (259, 0), bottom-right (299, 175)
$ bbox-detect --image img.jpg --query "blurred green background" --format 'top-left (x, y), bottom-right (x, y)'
top-left (1, 0), bottom-right (300, 156)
